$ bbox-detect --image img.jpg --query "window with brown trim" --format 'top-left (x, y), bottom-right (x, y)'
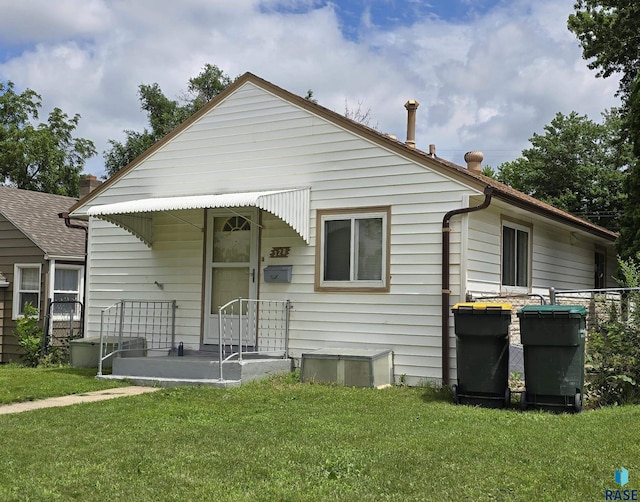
top-left (502, 221), bottom-right (530, 288)
top-left (316, 207), bottom-right (390, 291)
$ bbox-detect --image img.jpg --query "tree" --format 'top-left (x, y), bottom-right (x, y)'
top-left (616, 78), bottom-right (640, 261)
top-left (104, 64), bottom-right (233, 177)
top-left (0, 81), bottom-right (96, 196)
top-left (568, 1), bottom-right (640, 103)
top-left (568, 1), bottom-right (640, 257)
top-left (496, 110), bottom-right (630, 231)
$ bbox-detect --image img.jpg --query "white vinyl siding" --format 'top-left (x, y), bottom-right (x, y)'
top-left (466, 206), bottom-right (617, 297)
top-left (76, 83), bottom-right (477, 384)
top-left (84, 211), bottom-right (204, 347)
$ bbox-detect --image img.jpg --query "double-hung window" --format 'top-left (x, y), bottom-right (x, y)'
top-left (316, 207), bottom-right (390, 291)
top-left (52, 264), bottom-right (83, 318)
top-left (13, 264), bottom-right (42, 319)
top-left (502, 221), bottom-right (530, 288)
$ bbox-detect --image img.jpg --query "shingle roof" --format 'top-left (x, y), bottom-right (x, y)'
top-left (0, 186), bottom-right (85, 257)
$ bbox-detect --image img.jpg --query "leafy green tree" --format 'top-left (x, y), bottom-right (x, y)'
top-left (104, 64), bottom-right (233, 177)
top-left (568, 1), bottom-right (640, 257)
top-left (0, 81), bottom-right (96, 196)
top-left (568, 1), bottom-right (640, 103)
top-left (497, 110), bottom-right (630, 231)
top-left (615, 78), bottom-right (640, 260)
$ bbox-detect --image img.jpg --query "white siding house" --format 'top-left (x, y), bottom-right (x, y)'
top-left (70, 73), bottom-right (617, 385)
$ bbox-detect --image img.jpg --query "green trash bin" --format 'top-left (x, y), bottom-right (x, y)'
top-left (451, 303), bottom-right (512, 408)
top-left (517, 305), bottom-right (587, 412)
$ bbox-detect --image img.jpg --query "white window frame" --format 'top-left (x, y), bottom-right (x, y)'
top-left (50, 262), bottom-right (84, 321)
top-left (501, 220), bottom-right (531, 291)
top-left (316, 207), bottom-right (390, 292)
top-left (12, 263), bottom-right (42, 320)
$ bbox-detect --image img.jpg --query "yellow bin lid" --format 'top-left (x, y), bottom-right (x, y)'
top-left (452, 302), bottom-right (512, 311)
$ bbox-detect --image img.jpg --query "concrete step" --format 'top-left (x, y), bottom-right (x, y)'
top-left (110, 355), bottom-right (292, 386)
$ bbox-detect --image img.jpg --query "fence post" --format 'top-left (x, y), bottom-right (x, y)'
top-left (284, 300), bottom-right (290, 359)
top-left (98, 309), bottom-right (105, 377)
top-left (238, 298), bottom-right (243, 361)
top-left (117, 300), bottom-right (125, 356)
top-left (42, 298), bottom-right (52, 356)
top-left (171, 300), bottom-right (177, 350)
top-left (218, 304), bottom-right (224, 381)
top-left (549, 287), bottom-right (556, 305)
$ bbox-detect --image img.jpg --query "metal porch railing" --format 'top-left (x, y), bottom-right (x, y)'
top-left (98, 300), bottom-right (177, 376)
top-left (218, 298), bottom-right (290, 380)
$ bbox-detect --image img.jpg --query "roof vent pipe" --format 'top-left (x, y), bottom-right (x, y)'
top-left (464, 151), bottom-right (484, 173)
top-left (429, 144), bottom-right (436, 156)
top-left (404, 100), bottom-right (419, 148)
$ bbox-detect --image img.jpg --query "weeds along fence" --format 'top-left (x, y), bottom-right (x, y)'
top-left (467, 288), bottom-right (640, 386)
top-left (98, 300), bottom-right (177, 376)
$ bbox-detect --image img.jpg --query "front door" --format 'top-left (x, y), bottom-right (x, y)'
top-left (204, 209), bottom-right (259, 345)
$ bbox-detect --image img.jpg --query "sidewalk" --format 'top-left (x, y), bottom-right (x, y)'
top-left (0, 386), bottom-right (161, 415)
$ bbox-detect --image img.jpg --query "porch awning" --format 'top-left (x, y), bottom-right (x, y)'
top-left (87, 188), bottom-right (310, 246)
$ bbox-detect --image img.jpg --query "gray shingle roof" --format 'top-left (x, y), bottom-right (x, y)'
top-left (0, 186), bottom-right (85, 257)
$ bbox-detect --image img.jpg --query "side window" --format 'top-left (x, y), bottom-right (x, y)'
top-left (13, 264), bottom-right (42, 319)
top-left (316, 207), bottom-right (390, 291)
top-left (502, 222), bottom-right (530, 288)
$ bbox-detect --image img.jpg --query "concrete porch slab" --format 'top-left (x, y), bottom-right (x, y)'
top-left (105, 355), bottom-right (293, 388)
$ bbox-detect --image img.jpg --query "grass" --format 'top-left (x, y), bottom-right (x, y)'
top-left (0, 368), bottom-right (639, 501)
top-left (0, 364), bottom-right (128, 404)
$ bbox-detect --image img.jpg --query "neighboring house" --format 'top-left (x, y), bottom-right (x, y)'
top-left (0, 186), bottom-right (86, 362)
top-left (69, 73), bottom-right (617, 385)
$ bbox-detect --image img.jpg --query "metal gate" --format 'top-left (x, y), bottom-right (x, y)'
top-left (43, 299), bottom-right (84, 363)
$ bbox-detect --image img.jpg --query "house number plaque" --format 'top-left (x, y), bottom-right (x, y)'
top-left (269, 246), bottom-right (291, 258)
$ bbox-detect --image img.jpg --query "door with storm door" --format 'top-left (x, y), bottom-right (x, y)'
top-left (204, 210), bottom-right (258, 349)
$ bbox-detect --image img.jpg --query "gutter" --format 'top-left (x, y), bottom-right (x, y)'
top-left (58, 211), bottom-right (88, 336)
top-left (441, 186), bottom-right (494, 386)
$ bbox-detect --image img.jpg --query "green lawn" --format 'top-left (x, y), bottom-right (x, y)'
top-left (0, 367), bottom-right (638, 501)
top-left (0, 364), bottom-right (128, 404)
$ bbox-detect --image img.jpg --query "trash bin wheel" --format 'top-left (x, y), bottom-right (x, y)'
top-left (504, 387), bottom-right (511, 408)
top-left (573, 392), bottom-right (583, 413)
top-left (520, 392), bottom-right (527, 411)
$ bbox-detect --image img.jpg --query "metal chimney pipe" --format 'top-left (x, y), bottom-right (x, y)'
top-left (464, 151), bottom-right (484, 173)
top-left (404, 100), bottom-right (419, 148)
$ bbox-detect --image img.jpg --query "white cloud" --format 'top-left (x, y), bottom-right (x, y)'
top-left (0, 0), bottom-right (621, 177)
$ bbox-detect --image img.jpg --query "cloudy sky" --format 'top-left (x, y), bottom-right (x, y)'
top-left (0, 0), bottom-right (622, 178)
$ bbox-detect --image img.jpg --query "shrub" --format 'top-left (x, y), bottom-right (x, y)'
top-left (586, 259), bottom-right (640, 406)
top-left (14, 304), bottom-right (44, 367)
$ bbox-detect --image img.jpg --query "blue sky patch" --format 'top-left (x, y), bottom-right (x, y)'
top-left (259, 0), bottom-right (500, 41)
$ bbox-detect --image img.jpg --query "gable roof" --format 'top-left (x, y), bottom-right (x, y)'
top-left (0, 186), bottom-right (85, 258)
top-left (72, 72), bottom-right (616, 242)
